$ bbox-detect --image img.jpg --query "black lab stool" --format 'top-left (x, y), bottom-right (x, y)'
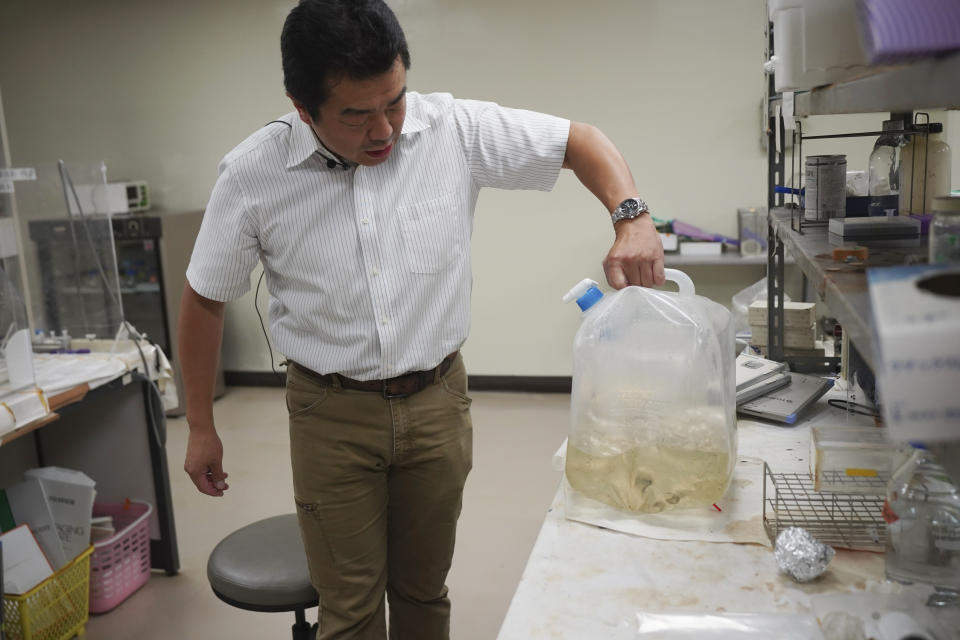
top-left (207, 514), bottom-right (319, 640)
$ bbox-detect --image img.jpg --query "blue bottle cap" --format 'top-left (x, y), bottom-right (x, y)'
top-left (577, 285), bottom-right (604, 311)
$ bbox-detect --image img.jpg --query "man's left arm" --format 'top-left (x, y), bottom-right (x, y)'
top-left (562, 121), bottom-right (665, 289)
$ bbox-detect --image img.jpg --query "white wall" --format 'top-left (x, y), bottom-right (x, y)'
top-left (1, 1), bottom-right (956, 375)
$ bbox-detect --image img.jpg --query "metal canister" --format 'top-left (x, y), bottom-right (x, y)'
top-left (804, 155), bottom-right (846, 221)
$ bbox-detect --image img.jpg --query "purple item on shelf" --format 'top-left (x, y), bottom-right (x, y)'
top-left (909, 213), bottom-right (933, 235)
top-left (671, 219), bottom-right (739, 246)
top-left (859, 0), bottom-right (960, 64)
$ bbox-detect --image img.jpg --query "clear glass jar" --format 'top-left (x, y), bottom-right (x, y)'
top-left (868, 119), bottom-right (907, 217)
top-left (900, 123), bottom-right (952, 216)
top-left (929, 196), bottom-right (960, 265)
top-left (884, 445), bottom-right (960, 606)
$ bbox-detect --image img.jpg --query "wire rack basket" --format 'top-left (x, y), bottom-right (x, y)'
top-left (762, 462), bottom-right (887, 551)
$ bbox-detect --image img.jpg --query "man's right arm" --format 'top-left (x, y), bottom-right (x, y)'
top-left (179, 282), bottom-right (230, 497)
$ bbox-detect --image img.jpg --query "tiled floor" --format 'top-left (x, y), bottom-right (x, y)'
top-left (83, 386), bottom-right (570, 639)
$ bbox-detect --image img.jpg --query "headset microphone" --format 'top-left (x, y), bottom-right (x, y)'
top-left (320, 153), bottom-right (350, 170)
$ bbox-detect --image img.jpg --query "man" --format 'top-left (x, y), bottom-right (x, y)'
top-left (180, 0), bottom-right (664, 638)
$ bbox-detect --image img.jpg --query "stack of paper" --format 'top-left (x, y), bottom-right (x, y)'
top-left (0, 387), bottom-right (50, 439)
top-left (735, 353), bottom-right (790, 405)
top-left (3, 478), bottom-right (68, 570)
top-left (1, 525), bottom-right (54, 594)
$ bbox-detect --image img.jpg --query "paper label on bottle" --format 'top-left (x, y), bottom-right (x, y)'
top-left (934, 531), bottom-right (960, 551)
top-left (0, 168), bottom-right (36, 181)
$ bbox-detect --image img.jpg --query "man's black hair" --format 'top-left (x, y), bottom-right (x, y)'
top-left (281, 0), bottom-right (411, 121)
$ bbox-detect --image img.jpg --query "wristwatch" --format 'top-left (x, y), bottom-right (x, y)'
top-left (610, 197), bottom-right (649, 225)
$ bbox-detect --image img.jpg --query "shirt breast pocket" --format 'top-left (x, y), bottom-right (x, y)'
top-left (397, 192), bottom-right (462, 274)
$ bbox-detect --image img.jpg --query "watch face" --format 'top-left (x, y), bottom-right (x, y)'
top-left (612, 198), bottom-right (647, 224)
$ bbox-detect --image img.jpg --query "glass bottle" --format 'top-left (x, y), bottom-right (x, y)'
top-left (868, 119), bottom-right (907, 217)
top-left (929, 196), bottom-right (960, 265)
top-left (884, 444), bottom-right (960, 607)
top-left (900, 123), bottom-right (952, 216)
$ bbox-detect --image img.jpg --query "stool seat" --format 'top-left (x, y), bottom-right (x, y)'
top-left (207, 513), bottom-right (317, 612)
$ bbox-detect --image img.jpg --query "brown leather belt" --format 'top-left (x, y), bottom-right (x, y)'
top-left (289, 352), bottom-right (458, 399)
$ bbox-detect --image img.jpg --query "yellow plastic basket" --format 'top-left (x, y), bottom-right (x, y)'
top-left (2, 546), bottom-right (93, 640)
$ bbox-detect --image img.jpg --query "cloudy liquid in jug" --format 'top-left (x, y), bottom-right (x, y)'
top-left (565, 442), bottom-right (730, 513)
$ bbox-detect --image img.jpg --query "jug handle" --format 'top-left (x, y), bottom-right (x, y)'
top-left (663, 268), bottom-right (695, 297)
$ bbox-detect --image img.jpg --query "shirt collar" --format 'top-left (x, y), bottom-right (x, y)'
top-left (284, 102), bottom-right (431, 170)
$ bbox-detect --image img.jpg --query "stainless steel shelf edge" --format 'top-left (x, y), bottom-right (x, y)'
top-left (769, 51), bottom-right (960, 116)
top-left (767, 208), bottom-right (915, 372)
top-left (663, 253), bottom-right (789, 266)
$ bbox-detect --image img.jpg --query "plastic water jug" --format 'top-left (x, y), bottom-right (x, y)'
top-left (562, 270), bottom-right (737, 514)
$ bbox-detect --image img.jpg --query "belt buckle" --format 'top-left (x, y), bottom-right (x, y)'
top-left (382, 379), bottom-right (412, 400)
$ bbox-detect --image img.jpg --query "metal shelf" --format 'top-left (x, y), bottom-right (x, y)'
top-left (664, 252), bottom-right (778, 267)
top-left (768, 208), bottom-right (927, 372)
top-left (769, 50), bottom-right (960, 116)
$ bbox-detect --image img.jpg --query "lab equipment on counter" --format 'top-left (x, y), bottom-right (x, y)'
top-left (763, 461), bottom-right (887, 552)
top-left (66, 180), bottom-right (149, 215)
top-left (810, 426), bottom-right (897, 495)
top-left (737, 207), bottom-right (768, 257)
top-left (884, 445), bottom-right (960, 607)
top-left (562, 270), bottom-right (736, 515)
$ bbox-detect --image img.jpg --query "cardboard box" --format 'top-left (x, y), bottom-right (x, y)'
top-left (679, 241), bottom-right (723, 256)
top-left (4, 478), bottom-right (67, 570)
top-left (748, 300), bottom-right (817, 328)
top-left (750, 325), bottom-right (817, 349)
top-left (867, 265), bottom-right (960, 442)
top-left (758, 341), bottom-right (830, 359)
top-left (24, 467), bottom-right (96, 561)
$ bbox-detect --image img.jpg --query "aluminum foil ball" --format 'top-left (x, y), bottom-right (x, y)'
top-left (774, 527), bottom-right (835, 582)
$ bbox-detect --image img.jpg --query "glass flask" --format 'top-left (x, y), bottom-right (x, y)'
top-left (884, 445), bottom-right (960, 607)
top-left (929, 196), bottom-right (960, 265)
top-left (868, 119), bottom-right (907, 217)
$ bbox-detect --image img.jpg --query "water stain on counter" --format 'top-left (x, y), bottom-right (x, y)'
top-left (619, 587), bottom-right (700, 609)
top-left (722, 515), bottom-right (767, 545)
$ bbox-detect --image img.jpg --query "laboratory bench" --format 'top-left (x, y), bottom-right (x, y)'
top-left (497, 391), bottom-right (960, 639)
top-left (0, 342), bottom-right (180, 575)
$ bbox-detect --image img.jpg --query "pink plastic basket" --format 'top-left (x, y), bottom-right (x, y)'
top-left (88, 500), bottom-right (152, 614)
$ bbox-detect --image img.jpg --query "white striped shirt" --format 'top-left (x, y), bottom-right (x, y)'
top-left (187, 92), bottom-right (569, 380)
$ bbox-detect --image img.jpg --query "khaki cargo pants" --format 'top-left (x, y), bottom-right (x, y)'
top-left (286, 354), bottom-right (473, 640)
